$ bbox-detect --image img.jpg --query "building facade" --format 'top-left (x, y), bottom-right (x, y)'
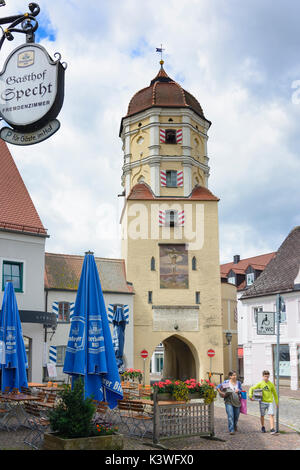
top-left (119, 62), bottom-right (224, 384)
top-left (240, 227), bottom-right (300, 390)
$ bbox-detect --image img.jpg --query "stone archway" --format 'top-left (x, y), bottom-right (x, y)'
top-left (162, 335), bottom-right (197, 381)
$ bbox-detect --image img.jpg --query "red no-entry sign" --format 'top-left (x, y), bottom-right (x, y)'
top-left (207, 349), bottom-right (215, 358)
top-left (141, 349), bottom-right (148, 359)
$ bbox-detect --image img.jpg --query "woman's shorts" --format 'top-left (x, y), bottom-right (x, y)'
top-left (259, 401), bottom-right (274, 416)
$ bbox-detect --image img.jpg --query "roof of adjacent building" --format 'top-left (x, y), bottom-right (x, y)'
top-left (120, 63), bottom-right (210, 134)
top-left (127, 182), bottom-right (219, 201)
top-left (44, 252), bottom-right (134, 294)
top-left (0, 140), bottom-right (47, 237)
top-left (241, 226), bottom-right (300, 299)
top-left (220, 252), bottom-right (276, 278)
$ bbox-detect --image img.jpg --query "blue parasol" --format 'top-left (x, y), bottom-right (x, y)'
top-left (0, 281), bottom-right (28, 392)
top-left (63, 252), bottom-right (123, 408)
top-left (112, 306), bottom-right (128, 373)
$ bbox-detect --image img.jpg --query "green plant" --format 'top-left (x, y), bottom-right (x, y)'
top-left (172, 381), bottom-right (189, 402)
top-left (152, 378), bottom-right (217, 403)
top-left (121, 368), bottom-right (143, 383)
top-left (48, 378), bottom-right (97, 439)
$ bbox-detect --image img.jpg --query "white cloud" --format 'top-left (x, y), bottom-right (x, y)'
top-left (1, 0), bottom-right (299, 263)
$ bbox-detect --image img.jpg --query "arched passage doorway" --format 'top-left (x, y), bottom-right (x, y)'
top-left (150, 335), bottom-right (198, 382)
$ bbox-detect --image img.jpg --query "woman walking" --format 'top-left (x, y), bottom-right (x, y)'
top-left (217, 370), bottom-right (242, 435)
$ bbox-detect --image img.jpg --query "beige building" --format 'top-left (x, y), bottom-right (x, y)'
top-left (119, 62), bottom-right (224, 384)
top-left (220, 281), bottom-right (238, 378)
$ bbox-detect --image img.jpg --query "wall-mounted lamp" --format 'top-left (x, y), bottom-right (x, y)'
top-left (225, 331), bottom-right (232, 345)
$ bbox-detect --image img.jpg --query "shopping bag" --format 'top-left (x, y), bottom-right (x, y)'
top-left (240, 390), bottom-right (247, 414)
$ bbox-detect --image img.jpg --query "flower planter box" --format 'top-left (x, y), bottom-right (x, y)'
top-left (43, 432), bottom-right (124, 451)
top-left (188, 392), bottom-right (203, 400)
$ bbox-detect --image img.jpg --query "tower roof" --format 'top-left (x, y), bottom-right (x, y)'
top-left (0, 140), bottom-right (47, 237)
top-left (120, 63), bottom-right (210, 134)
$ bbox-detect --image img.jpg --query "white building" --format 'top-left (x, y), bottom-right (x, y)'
top-left (0, 140), bottom-right (55, 383)
top-left (240, 227), bottom-right (300, 390)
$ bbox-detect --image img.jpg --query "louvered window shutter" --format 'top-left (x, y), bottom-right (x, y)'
top-left (159, 210), bottom-right (165, 226)
top-left (160, 129), bottom-right (166, 143)
top-left (160, 170), bottom-right (167, 186)
top-left (178, 210), bottom-right (185, 226)
top-left (176, 129), bottom-right (183, 143)
top-left (177, 171), bottom-right (183, 186)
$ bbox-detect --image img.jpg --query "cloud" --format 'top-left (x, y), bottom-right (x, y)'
top-left (1, 0), bottom-right (299, 263)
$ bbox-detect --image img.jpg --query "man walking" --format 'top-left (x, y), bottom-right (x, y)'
top-left (249, 370), bottom-right (278, 434)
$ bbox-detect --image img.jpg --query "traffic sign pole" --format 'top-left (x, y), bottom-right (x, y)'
top-left (275, 294), bottom-right (280, 434)
top-left (140, 350), bottom-right (148, 386)
top-left (207, 349), bottom-right (215, 381)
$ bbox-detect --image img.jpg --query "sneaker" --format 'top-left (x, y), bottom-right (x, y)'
top-left (261, 426), bottom-right (266, 433)
top-left (229, 431), bottom-right (235, 435)
top-left (270, 429), bottom-right (276, 434)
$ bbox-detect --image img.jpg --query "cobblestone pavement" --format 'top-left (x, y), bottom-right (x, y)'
top-left (0, 387), bottom-right (299, 451)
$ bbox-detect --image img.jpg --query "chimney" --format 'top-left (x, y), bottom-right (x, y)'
top-left (233, 255), bottom-right (240, 264)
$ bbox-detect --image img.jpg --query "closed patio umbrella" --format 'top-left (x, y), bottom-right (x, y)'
top-left (63, 252), bottom-right (123, 408)
top-left (0, 280), bottom-right (28, 392)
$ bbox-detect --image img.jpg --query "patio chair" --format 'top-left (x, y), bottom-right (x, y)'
top-left (20, 386), bottom-right (32, 395)
top-left (117, 399), bottom-right (153, 438)
top-left (23, 402), bottom-right (50, 449)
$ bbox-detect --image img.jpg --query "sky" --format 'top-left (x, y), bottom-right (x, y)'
top-left (1, 0), bottom-right (300, 264)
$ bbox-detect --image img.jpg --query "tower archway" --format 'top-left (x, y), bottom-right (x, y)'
top-left (156, 335), bottom-right (198, 381)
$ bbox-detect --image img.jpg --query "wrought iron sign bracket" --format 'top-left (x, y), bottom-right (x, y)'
top-left (0, 2), bottom-right (40, 51)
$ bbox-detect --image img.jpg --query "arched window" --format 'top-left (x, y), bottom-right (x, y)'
top-left (151, 257), bottom-right (155, 271)
top-left (192, 256), bottom-right (197, 271)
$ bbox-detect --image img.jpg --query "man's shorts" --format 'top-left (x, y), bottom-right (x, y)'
top-left (259, 401), bottom-right (274, 416)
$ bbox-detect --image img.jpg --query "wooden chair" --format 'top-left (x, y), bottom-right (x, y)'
top-left (23, 402), bottom-right (50, 449)
top-left (117, 399), bottom-right (153, 438)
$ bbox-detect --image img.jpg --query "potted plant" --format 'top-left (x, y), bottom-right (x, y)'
top-left (122, 368), bottom-right (143, 383)
top-left (152, 378), bottom-right (217, 404)
top-left (43, 378), bottom-right (123, 450)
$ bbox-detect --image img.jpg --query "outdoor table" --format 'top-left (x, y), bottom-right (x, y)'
top-left (0, 393), bottom-right (39, 430)
top-left (28, 383), bottom-right (48, 388)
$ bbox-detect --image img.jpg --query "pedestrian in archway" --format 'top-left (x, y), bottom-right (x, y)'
top-left (217, 370), bottom-right (242, 435)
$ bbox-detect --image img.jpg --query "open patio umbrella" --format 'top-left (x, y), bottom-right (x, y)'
top-left (0, 280), bottom-right (28, 392)
top-left (111, 306), bottom-right (128, 374)
top-left (63, 251), bottom-right (123, 408)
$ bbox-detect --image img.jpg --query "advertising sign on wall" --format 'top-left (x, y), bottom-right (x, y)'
top-left (0, 42), bottom-right (66, 145)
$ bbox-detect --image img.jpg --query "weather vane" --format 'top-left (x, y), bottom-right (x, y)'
top-left (156, 44), bottom-right (165, 63)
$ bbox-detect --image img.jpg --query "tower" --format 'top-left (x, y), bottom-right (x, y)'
top-left (119, 61), bottom-right (224, 382)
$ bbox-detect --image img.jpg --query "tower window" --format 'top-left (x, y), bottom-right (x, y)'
top-left (192, 256), bottom-right (197, 270)
top-left (165, 210), bottom-right (177, 227)
top-left (166, 170), bottom-right (178, 187)
top-left (165, 129), bottom-right (177, 144)
top-left (151, 257), bottom-right (155, 271)
top-left (195, 292), bottom-right (200, 304)
top-left (148, 291), bottom-right (153, 304)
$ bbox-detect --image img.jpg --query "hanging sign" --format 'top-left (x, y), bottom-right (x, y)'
top-left (0, 42), bottom-right (66, 145)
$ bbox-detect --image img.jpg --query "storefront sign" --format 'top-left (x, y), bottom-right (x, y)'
top-left (0, 118), bottom-right (60, 145)
top-left (19, 310), bottom-right (57, 327)
top-left (0, 42), bottom-right (65, 144)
